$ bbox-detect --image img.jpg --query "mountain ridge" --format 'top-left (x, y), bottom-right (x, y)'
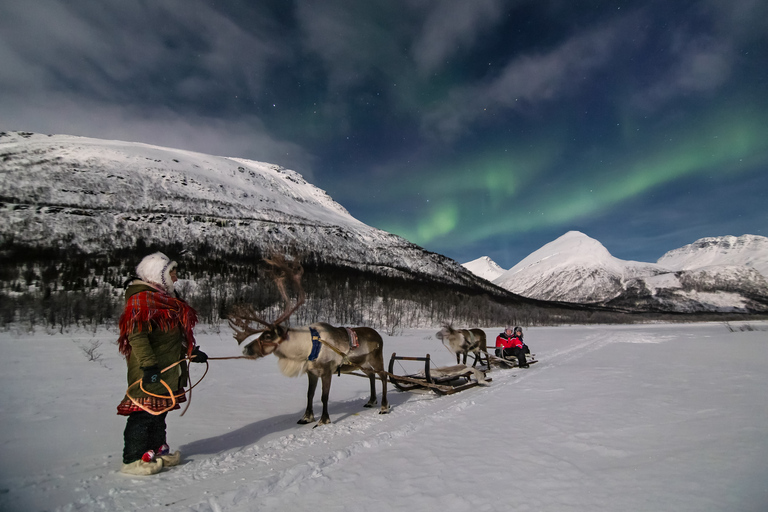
top-left (3, 131), bottom-right (764, 320)
top-left (464, 231), bottom-right (768, 313)
top-left (658, 234), bottom-right (768, 277)
top-left (0, 131), bottom-right (493, 290)
top-left (2, 131), bottom-right (583, 330)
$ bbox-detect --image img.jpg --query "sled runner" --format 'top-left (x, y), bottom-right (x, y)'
top-left (387, 353), bottom-right (491, 395)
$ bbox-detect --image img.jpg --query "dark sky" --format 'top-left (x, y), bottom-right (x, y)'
top-left (2, 0), bottom-right (767, 268)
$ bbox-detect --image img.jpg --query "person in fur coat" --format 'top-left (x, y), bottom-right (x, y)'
top-left (116, 252), bottom-right (207, 476)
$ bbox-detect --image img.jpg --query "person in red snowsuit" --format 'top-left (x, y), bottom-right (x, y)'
top-left (495, 326), bottom-right (529, 368)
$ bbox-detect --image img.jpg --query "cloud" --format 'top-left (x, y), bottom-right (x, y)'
top-left (0, 1), bottom-right (287, 108)
top-left (0, 90), bottom-right (316, 177)
top-left (420, 15), bottom-right (642, 141)
top-left (702, 0), bottom-right (768, 39)
top-left (631, 0), bottom-right (768, 112)
top-left (632, 36), bottom-right (734, 112)
top-left (294, 1), bottom-right (407, 92)
top-left (411, 0), bottom-right (506, 74)
top-left (0, 1), bottom-right (90, 93)
top-left (0, 0), bottom-right (311, 171)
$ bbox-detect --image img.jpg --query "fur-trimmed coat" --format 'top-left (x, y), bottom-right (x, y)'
top-left (120, 281), bottom-right (190, 399)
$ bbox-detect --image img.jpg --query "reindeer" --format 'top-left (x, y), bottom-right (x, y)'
top-left (435, 325), bottom-right (489, 368)
top-left (228, 256), bottom-right (389, 426)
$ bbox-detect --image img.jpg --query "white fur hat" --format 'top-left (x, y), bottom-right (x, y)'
top-left (136, 252), bottom-right (178, 294)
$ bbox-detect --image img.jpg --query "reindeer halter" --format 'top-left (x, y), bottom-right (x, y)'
top-left (243, 326), bottom-right (288, 357)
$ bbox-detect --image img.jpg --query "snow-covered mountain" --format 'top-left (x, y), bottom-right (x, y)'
top-left (3, 131), bottom-right (765, 316)
top-left (658, 235), bottom-right (768, 277)
top-left (493, 231), bottom-right (667, 303)
top-left (489, 231), bottom-right (768, 313)
top-left (0, 131), bottom-right (498, 293)
top-left (461, 256), bottom-right (506, 282)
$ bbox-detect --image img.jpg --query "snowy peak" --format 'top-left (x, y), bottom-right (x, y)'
top-left (658, 235), bottom-right (768, 277)
top-left (488, 231), bottom-right (768, 313)
top-left (491, 231), bottom-right (665, 303)
top-left (504, 231), bottom-right (622, 274)
top-left (462, 256), bottom-right (506, 282)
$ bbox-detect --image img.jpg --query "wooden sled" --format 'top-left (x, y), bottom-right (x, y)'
top-left (387, 352), bottom-right (491, 395)
top-left (486, 351), bottom-right (538, 369)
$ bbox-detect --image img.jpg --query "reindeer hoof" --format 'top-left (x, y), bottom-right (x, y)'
top-left (297, 415), bottom-right (314, 425)
top-left (363, 401), bottom-right (377, 408)
top-left (379, 407), bottom-right (390, 415)
top-left (313, 417), bottom-right (332, 428)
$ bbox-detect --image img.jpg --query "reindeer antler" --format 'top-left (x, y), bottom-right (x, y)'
top-left (228, 304), bottom-right (269, 345)
top-left (227, 254), bottom-right (306, 345)
top-left (264, 254), bottom-right (305, 327)
top-left (229, 302), bottom-right (272, 327)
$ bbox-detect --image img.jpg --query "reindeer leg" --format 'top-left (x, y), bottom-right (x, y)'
top-left (379, 371), bottom-right (389, 414)
top-left (316, 373), bottom-right (333, 426)
top-left (363, 370), bottom-right (377, 408)
top-left (298, 372), bottom-right (318, 424)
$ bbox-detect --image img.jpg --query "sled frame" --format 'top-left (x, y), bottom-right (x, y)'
top-left (387, 352), bottom-right (491, 395)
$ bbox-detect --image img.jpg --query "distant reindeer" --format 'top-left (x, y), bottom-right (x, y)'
top-left (435, 325), bottom-right (489, 368)
top-left (228, 256), bottom-right (389, 426)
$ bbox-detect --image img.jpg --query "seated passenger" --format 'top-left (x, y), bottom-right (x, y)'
top-left (495, 326), bottom-right (529, 368)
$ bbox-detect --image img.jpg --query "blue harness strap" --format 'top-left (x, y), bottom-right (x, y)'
top-left (308, 327), bottom-right (322, 361)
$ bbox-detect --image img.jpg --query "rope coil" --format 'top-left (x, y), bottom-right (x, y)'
top-left (124, 355), bottom-right (253, 416)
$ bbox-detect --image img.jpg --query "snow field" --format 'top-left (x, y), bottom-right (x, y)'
top-left (1, 322), bottom-right (767, 511)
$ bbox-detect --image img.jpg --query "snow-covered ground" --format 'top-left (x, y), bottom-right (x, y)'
top-left (1, 321), bottom-right (767, 512)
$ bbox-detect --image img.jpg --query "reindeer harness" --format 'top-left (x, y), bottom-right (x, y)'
top-left (308, 327), bottom-right (357, 364)
top-left (308, 327), bottom-right (323, 361)
top-left (243, 327), bottom-right (344, 361)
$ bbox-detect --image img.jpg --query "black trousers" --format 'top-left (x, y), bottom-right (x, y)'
top-left (497, 347), bottom-right (528, 367)
top-left (123, 411), bottom-right (168, 464)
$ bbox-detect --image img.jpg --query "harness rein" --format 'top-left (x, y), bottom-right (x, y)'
top-left (126, 329), bottom-right (365, 417)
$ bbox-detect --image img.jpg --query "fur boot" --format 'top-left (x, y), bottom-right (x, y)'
top-left (158, 450), bottom-right (181, 467)
top-left (121, 458), bottom-right (163, 476)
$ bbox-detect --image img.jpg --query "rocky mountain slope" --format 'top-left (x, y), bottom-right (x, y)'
top-left (658, 235), bottom-right (768, 277)
top-left (0, 131), bottom-right (500, 293)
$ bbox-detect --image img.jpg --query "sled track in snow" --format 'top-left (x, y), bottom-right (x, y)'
top-left (69, 388), bottom-right (489, 511)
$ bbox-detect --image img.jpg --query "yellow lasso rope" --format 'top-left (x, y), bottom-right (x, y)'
top-left (125, 355), bottom-right (253, 416)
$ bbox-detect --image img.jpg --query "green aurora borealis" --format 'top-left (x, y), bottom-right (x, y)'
top-left (358, 88), bottom-right (768, 264)
top-left (2, 0), bottom-right (767, 266)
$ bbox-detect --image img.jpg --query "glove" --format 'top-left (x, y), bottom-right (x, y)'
top-left (191, 346), bottom-right (208, 363)
top-left (142, 365), bottom-right (161, 385)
